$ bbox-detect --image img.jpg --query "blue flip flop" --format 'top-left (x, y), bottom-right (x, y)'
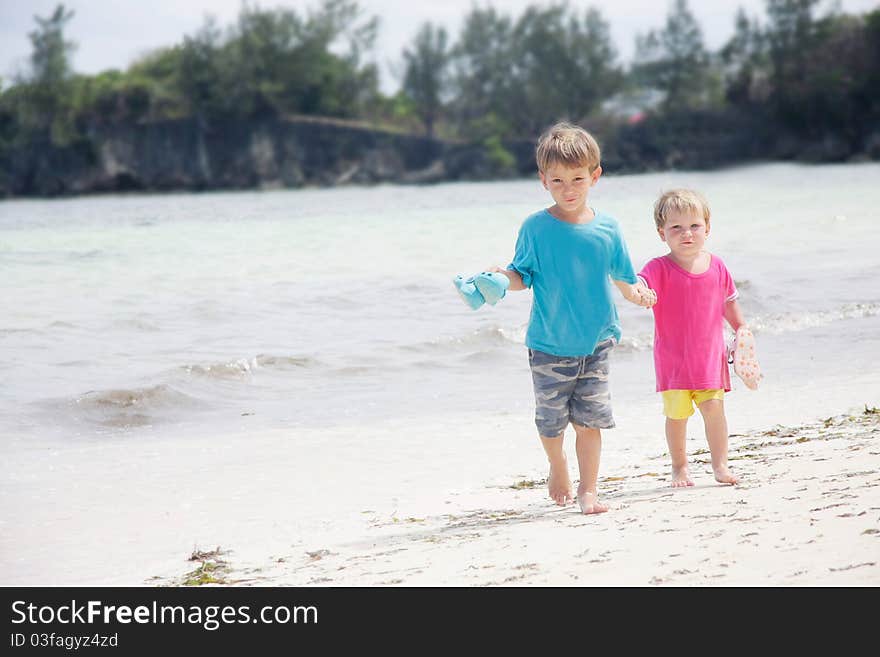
top-left (453, 274), bottom-right (485, 310)
top-left (473, 271), bottom-right (509, 305)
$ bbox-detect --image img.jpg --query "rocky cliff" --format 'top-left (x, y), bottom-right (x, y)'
top-left (4, 111), bottom-right (874, 198)
top-left (0, 115), bottom-right (536, 197)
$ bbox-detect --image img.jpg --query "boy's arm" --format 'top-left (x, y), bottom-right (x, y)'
top-left (724, 298), bottom-right (746, 332)
top-left (613, 278), bottom-right (657, 308)
top-left (488, 266), bottom-right (526, 291)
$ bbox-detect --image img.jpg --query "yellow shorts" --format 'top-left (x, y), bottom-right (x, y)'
top-left (661, 389), bottom-right (724, 419)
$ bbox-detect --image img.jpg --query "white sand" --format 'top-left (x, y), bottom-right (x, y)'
top-left (169, 409), bottom-right (880, 587)
top-left (3, 406), bottom-right (878, 587)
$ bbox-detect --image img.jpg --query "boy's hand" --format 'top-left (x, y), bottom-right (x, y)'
top-left (486, 265), bottom-right (525, 291)
top-left (619, 280), bottom-right (655, 308)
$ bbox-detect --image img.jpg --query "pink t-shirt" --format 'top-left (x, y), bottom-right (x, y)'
top-left (638, 254), bottom-right (738, 392)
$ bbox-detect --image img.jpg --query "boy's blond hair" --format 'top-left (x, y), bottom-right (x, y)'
top-left (653, 189), bottom-right (711, 230)
top-left (535, 122), bottom-right (601, 173)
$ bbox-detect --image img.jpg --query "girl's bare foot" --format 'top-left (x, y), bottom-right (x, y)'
top-left (548, 462), bottom-right (573, 505)
top-left (576, 486), bottom-right (608, 514)
top-left (714, 465), bottom-right (739, 485)
top-left (671, 465), bottom-right (694, 487)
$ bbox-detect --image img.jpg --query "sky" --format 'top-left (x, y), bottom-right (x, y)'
top-left (2, 0), bottom-right (877, 93)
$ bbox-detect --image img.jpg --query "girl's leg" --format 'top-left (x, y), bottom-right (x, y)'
top-left (572, 424), bottom-right (608, 514)
top-left (540, 433), bottom-right (573, 505)
top-left (666, 417), bottom-right (694, 487)
top-left (697, 398), bottom-right (739, 484)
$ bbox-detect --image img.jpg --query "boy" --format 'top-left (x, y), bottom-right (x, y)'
top-left (637, 189), bottom-right (753, 487)
top-left (489, 122), bottom-right (655, 514)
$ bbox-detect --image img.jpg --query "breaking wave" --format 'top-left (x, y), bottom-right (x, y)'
top-left (180, 354), bottom-right (317, 379)
top-left (67, 384), bottom-right (206, 428)
top-left (750, 302), bottom-right (880, 335)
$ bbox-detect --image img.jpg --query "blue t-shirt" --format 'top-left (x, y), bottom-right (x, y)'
top-left (508, 208), bottom-right (637, 357)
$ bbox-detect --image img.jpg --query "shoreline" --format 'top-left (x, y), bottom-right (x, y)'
top-left (159, 407), bottom-right (880, 587)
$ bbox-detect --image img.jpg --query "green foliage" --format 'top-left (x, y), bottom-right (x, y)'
top-left (448, 6), bottom-right (515, 137)
top-left (177, 18), bottom-right (226, 117)
top-left (216, 0), bottom-right (379, 117)
top-left (482, 134), bottom-right (516, 173)
top-left (719, 9), bottom-right (769, 106)
top-left (507, 5), bottom-right (623, 134)
top-left (632, 0), bottom-right (712, 110)
top-left (14, 3), bottom-right (77, 143)
top-left (2, 0), bottom-right (879, 179)
top-left (69, 71), bottom-right (154, 124)
top-left (764, 0), bottom-right (822, 130)
top-left (1, 0), bottom-right (383, 136)
top-left (448, 4), bottom-right (622, 140)
top-left (714, 1), bottom-right (880, 152)
top-left (28, 4), bottom-right (76, 87)
top-left (402, 22), bottom-right (449, 137)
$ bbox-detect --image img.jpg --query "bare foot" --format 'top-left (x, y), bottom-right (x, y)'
top-left (548, 462), bottom-right (573, 505)
top-left (576, 486), bottom-right (608, 514)
top-left (714, 465), bottom-right (739, 485)
top-left (670, 466), bottom-right (694, 488)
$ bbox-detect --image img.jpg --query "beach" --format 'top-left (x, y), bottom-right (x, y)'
top-left (2, 162), bottom-right (879, 586)
top-left (152, 407), bottom-right (879, 587)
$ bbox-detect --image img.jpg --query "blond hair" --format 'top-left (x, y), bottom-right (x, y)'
top-left (535, 122), bottom-right (601, 173)
top-left (653, 189), bottom-right (711, 230)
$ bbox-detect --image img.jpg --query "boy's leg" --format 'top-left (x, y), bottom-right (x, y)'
top-left (665, 417), bottom-right (693, 487)
top-left (529, 348), bottom-right (581, 506)
top-left (572, 424), bottom-right (608, 514)
top-left (568, 339), bottom-right (616, 514)
top-left (697, 397), bottom-right (739, 485)
top-left (662, 390), bottom-right (695, 487)
top-left (540, 433), bottom-right (573, 506)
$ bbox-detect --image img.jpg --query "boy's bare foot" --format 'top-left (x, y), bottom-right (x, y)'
top-left (576, 486), bottom-right (608, 514)
top-left (670, 466), bottom-right (694, 487)
top-left (713, 465), bottom-right (739, 485)
top-left (548, 461), bottom-right (573, 505)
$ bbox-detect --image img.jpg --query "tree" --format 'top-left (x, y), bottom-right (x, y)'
top-left (720, 8), bottom-right (769, 106)
top-left (26, 4), bottom-right (76, 137)
top-left (448, 4), bottom-right (621, 140)
top-left (765, 0), bottom-right (821, 71)
top-left (763, 0), bottom-right (821, 129)
top-left (632, 0), bottom-right (711, 109)
top-left (290, 0), bottom-right (379, 116)
top-left (224, 0), bottom-right (380, 117)
top-left (780, 11), bottom-right (878, 148)
top-left (177, 17), bottom-right (225, 118)
top-left (508, 5), bottom-right (622, 134)
top-left (28, 4), bottom-right (76, 87)
top-left (864, 9), bottom-right (880, 141)
top-left (448, 6), bottom-right (515, 139)
top-left (401, 22), bottom-right (449, 137)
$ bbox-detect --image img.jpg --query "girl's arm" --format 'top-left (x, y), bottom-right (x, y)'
top-left (488, 266), bottom-right (526, 291)
top-left (724, 298), bottom-right (747, 331)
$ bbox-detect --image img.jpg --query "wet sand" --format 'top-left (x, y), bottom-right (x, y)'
top-left (160, 407), bottom-right (880, 587)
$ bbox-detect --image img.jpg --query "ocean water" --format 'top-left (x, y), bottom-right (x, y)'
top-left (2, 162), bottom-right (879, 583)
top-left (2, 162), bottom-right (878, 442)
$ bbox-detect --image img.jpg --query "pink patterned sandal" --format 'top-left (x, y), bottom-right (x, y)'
top-left (729, 326), bottom-right (763, 390)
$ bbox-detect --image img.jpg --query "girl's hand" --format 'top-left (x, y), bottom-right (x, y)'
top-left (634, 283), bottom-right (657, 308)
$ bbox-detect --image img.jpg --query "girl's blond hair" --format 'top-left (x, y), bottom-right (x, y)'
top-left (653, 189), bottom-right (711, 230)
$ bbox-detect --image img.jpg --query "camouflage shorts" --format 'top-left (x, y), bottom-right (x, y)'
top-left (528, 339), bottom-right (616, 437)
